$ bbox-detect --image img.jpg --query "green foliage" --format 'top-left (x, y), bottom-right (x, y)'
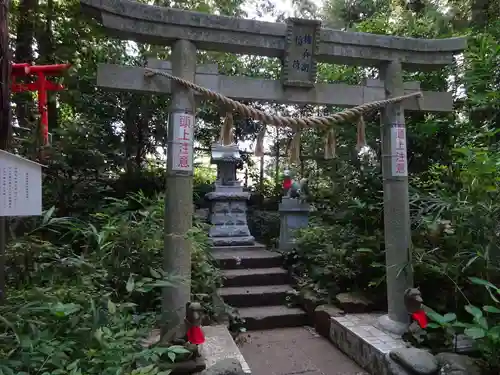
top-left (422, 278), bottom-right (500, 371)
top-left (6, 0), bottom-right (500, 373)
top-left (287, 223), bottom-right (384, 302)
top-left (1, 194), bottom-right (221, 375)
top-left (247, 209), bottom-right (280, 248)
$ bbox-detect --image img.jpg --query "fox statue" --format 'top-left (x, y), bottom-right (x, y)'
top-left (283, 169), bottom-right (309, 203)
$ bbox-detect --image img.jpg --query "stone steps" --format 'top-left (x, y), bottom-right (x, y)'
top-left (213, 244), bottom-right (307, 330)
top-left (212, 247), bottom-right (282, 269)
top-left (218, 284), bottom-right (292, 307)
top-left (212, 244), bottom-right (266, 252)
top-left (221, 267), bottom-right (288, 287)
top-left (237, 305), bottom-right (307, 330)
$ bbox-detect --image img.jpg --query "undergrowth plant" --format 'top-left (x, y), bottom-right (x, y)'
top-left (287, 222), bottom-right (384, 303)
top-left (0, 193), bottom-right (222, 375)
top-left (423, 277), bottom-right (500, 371)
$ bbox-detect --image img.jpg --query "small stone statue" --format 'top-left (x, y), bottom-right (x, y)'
top-left (298, 178), bottom-right (309, 203)
top-left (283, 169), bottom-right (309, 203)
top-left (404, 288), bottom-right (427, 328)
top-left (184, 301), bottom-right (205, 357)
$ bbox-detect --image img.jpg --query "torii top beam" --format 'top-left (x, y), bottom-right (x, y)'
top-left (80, 0), bottom-right (466, 71)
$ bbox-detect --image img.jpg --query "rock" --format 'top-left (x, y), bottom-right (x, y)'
top-left (335, 292), bottom-right (374, 313)
top-left (313, 304), bottom-right (344, 338)
top-left (300, 290), bottom-right (322, 317)
top-left (200, 358), bottom-right (245, 375)
top-left (435, 353), bottom-right (481, 375)
top-left (385, 353), bottom-right (413, 375)
top-left (389, 348), bottom-right (439, 375)
top-left (451, 334), bottom-right (476, 354)
top-left (164, 357), bottom-right (206, 374)
top-left (141, 328), bottom-right (161, 348)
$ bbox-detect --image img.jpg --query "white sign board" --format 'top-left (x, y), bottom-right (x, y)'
top-left (0, 150), bottom-right (43, 216)
top-left (391, 123), bottom-right (408, 177)
top-left (171, 112), bottom-right (194, 173)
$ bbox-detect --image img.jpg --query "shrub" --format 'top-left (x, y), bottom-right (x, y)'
top-left (1, 193), bottom-right (221, 375)
top-left (287, 222), bottom-right (384, 303)
top-left (421, 278), bottom-right (500, 373)
top-left (247, 209), bottom-right (280, 248)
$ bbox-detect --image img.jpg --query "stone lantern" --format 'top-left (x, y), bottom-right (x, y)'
top-left (205, 143), bottom-right (255, 246)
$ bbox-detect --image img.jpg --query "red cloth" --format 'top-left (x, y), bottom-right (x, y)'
top-left (283, 177), bottom-right (292, 190)
top-left (187, 326), bottom-right (205, 344)
top-left (411, 310), bottom-right (428, 328)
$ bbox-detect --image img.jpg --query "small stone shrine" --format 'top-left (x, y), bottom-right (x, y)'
top-left (205, 144), bottom-right (255, 246)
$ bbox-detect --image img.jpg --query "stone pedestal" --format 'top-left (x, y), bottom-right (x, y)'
top-left (279, 197), bottom-right (310, 252)
top-left (205, 144), bottom-right (255, 246)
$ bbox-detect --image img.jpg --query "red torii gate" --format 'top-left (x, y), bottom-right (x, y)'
top-left (11, 63), bottom-right (70, 145)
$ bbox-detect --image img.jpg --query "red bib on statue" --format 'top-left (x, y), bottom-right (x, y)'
top-left (187, 326), bottom-right (205, 344)
top-left (283, 178), bottom-right (292, 190)
top-left (411, 310), bottom-right (428, 328)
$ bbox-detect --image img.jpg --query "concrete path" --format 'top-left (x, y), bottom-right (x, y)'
top-left (237, 326), bottom-right (368, 375)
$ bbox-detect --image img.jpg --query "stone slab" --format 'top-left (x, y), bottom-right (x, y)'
top-left (279, 197), bottom-right (310, 211)
top-left (210, 244), bottom-right (266, 252)
top-left (211, 248), bottom-right (282, 270)
top-left (97, 63), bottom-right (453, 112)
top-left (82, 0), bottom-right (466, 70)
top-left (222, 267), bottom-right (288, 287)
top-left (327, 312), bottom-right (411, 375)
top-left (200, 325), bottom-right (251, 374)
top-left (218, 284), bottom-right (292, 307)
top-left (210, 236), bottom-right (255, 246)
top-left (238, 305), bottom-right (308, 330)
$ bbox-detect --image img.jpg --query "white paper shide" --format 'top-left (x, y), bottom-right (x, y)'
top-left (171, 112), bottom-right (194, 172)
top-left (390, 123), bottom-right (408, 177)
top-left (0, 150), bottom-right (43, 217)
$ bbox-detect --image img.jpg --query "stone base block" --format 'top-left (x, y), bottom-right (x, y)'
top-left (210, 236), bottom-right (255, 246)
top-left (327, 313), bottom-right (409, 375)
top-left (200, 325), bottom-right (251, 374)
top-left (209, 225), bottom-right (251, 238)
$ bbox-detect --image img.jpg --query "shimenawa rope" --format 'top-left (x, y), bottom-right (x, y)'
top-left (144, 68), bottom-right (422, 161)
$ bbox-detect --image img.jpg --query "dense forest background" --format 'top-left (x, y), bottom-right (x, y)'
top-left (1, 0), bottom-right (499, 374)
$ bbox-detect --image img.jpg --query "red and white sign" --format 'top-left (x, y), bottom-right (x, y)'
top-left (172, 112), bottom-right (194, 172)
top-left (391, 123), bottom-right (407, 177)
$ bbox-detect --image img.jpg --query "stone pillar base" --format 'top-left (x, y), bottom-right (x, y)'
top-left (279, 197), bottom-right (310, 252)
top-left (376, 314), bottom-right (408, 336)
top-left (206, 191), bottom-right (255, 247)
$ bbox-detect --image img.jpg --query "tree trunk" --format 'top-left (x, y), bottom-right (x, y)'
top-left (36, 0), bottom-right (57, 131)
top-left (0, 0), bottom-right (11, 303)
top-left (13, 0), bottom-right (37, 129)
top-left (470, 0), bottom-right (490, 30)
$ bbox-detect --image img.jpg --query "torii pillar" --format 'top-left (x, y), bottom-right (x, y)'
top-left (161, 40), bottom-right (196, 333)
top-left (377, 60), bottom-right (413, 335)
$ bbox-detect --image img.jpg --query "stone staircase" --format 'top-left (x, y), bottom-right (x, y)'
top-left (212, 244), bottom-right (307, 331)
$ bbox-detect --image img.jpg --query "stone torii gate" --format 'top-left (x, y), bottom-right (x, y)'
top-left (81, 0), bottom-right (466, 336)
